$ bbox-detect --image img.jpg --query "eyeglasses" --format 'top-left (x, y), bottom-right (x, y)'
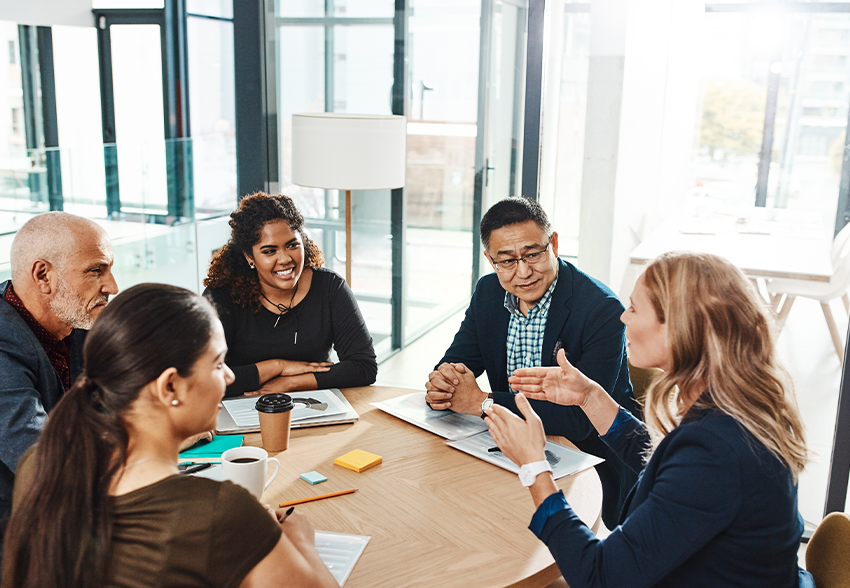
top-left (488, 240), bottom-right (552, 273)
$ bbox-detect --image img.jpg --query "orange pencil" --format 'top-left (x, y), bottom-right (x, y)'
top-left (279, 488), bottom-right (357, 508)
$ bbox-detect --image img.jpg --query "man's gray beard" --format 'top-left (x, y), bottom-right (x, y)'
top-left (49, 275), bottom-right (101, 330)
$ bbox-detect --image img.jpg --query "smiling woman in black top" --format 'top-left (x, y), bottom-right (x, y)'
top-left (203, 192), bottom-right (377, 397)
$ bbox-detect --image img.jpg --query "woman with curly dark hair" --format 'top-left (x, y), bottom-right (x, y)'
top-left (204, 192), bottom-right (377, 397)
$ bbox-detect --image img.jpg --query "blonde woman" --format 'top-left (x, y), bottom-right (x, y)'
top-left (486, 251), bottom-right (813, 588)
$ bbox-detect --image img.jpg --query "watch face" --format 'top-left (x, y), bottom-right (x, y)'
top-left (482, 398), bottom-right (494, 412)
top-left (519, 461), bottom-right (552, 487)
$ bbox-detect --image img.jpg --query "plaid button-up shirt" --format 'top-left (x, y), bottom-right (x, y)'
top-left (505, 276), bottom-right (558, 392)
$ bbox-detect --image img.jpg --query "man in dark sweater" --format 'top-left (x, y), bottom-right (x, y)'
top-left (0, 212), bottom-right (118, 566)
top-left (426, 198), bottom-right (638, 529)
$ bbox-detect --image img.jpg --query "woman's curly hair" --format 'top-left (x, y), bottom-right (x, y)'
top-left (204, 192), bottom-right (324, 309)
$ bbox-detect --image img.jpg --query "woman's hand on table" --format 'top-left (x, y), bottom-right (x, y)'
top-left (253, 359), bottom-right (333, 393)
top-left (279, 510), bottom-right (316, 549)
top-left (263, 504), bottom-right (296, 524)
top-left (278, 359), bottom-right (333, 377)
top-left (244, 508), bottom-right (337, 588)
top-left (254, 373), bottom-right (320, 396)
top-left (177, 430), bottom-right (214, 452)
top-left (486, 395), bottom-right (561, 508)
top-left (262, 504), bottom-right (315, 548)
top-left (485, 394), bottom-right (547, 467)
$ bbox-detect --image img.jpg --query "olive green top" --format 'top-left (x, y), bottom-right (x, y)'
top-left (13, 451), bottom-right (281, 588)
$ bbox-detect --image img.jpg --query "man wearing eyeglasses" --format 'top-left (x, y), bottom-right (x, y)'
top-left (425, 197), bottom-right (637, 529)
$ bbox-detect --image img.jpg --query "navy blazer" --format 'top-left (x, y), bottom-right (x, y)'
top-left (439, 259), bottom-right (638, 527)
top-left (534, 408), bottom-right (806, 588)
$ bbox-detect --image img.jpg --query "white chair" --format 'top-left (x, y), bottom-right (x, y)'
top-left (767, 222), bottom-right (850, 359)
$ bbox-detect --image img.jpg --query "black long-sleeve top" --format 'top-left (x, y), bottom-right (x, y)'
top-left (203, 268), bottom-right (377, 397)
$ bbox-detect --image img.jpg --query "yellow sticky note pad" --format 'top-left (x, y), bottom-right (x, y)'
top-left (334, 449), bottom-right (382, 473)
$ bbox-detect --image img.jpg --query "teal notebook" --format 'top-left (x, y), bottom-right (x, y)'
top-left (179, 435), bottom-right (243, 459)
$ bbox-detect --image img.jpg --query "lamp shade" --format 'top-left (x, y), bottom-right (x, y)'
top-left (291, 113), bottom-right (407, 190)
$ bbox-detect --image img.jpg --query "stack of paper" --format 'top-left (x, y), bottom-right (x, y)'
top-left (446, 431), bottom-right (603, 480)
top-left (371, 392), bottom-right (487, 441)
top-left (315, 531), bottom-right (370, 585)
top-left (373, 392), bottom-right (604, 479)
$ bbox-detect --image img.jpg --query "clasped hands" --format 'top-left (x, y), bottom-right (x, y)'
top-left (425, 362), bottom-right (488, 415)
top-left (425, 364), bottom-right (544, 469)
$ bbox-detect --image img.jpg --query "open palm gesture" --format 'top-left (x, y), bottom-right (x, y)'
top-left (508, 349), bottom-right (597, 408)
top-left (509, 349), bottom-right (622, 436)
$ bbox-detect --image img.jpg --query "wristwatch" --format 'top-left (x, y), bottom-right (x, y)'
top-left (480, 393), bottom-right (494, 418)
top-left (519, 460), bottom-right (553, 487)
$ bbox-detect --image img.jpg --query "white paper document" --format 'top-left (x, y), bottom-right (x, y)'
top-left (315, 531), bottom-right (370, 586)
top-left (224, 390), bottom-right (348, 428)
top-left (371, 392), bottom-right (488, 441)
top-left (446, 431), bottom-right (604, 480)
top-left (191, 464), bottom-right (223, 481)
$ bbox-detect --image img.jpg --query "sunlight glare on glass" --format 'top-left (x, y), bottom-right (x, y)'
top-left (750, 13), bottom-right (787, 55)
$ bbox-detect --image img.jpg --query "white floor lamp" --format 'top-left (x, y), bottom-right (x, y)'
top-left (291, 113), bottom-right (407, 286)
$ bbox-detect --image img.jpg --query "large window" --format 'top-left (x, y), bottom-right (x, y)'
top-left (187, 7), bottom-right (237, 217)
top-left (541, 5), bottom-right (588, 259)
top-left (404, 0), bottom-right (482, 340)
top-left (0, 3), bottom-right (238, 295)
top-left (0, 22), bottom-right (27, 214)
top-left (690, 10), bottom-right (850, 224)
top-left (543, 3), bottom-right (850, 266)
top-left (277, 5), bottom-right (396, 356)
top-left (276, 0), bottom-right (503, 356)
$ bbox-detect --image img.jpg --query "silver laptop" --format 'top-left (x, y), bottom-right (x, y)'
top-left (216, 388), bottom-right (359, 434)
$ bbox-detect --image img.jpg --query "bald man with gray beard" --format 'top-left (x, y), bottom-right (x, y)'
top-left (0, 212), bottom-right (118, 563)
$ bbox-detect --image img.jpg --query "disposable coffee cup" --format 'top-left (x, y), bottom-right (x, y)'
top-left (256, 393), bottom-right (294, 452)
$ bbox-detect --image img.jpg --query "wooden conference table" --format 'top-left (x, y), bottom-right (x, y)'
top-left (245, 385), bottom-right (603, 588)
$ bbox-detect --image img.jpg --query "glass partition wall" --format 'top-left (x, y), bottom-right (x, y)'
top-left (2, 0), bottom-right (531, 364)
top-left (277, 2), bottom-right (397, 357)
top-left (0, 9), bottom-right (237, 294)
top-left (275, 0), bottom-right (528, 357)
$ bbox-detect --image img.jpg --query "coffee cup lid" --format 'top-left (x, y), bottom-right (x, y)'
top-left (256, 393), bottom-right (294, 413)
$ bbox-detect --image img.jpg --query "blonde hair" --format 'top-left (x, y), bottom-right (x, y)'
top-left (641, 251), bottom-right (808, 479)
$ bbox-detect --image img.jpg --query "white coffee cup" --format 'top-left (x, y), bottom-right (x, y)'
top-left (221, 446), bottom-right (280, 499)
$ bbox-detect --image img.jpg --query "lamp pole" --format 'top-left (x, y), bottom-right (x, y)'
top-left (346, 189), bottom-right (352, 285)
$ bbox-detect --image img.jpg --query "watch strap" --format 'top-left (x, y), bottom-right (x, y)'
top-left (480, 393), bottom-right (495, 418)
top-left (519, 460), bottom-right (553, 487)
